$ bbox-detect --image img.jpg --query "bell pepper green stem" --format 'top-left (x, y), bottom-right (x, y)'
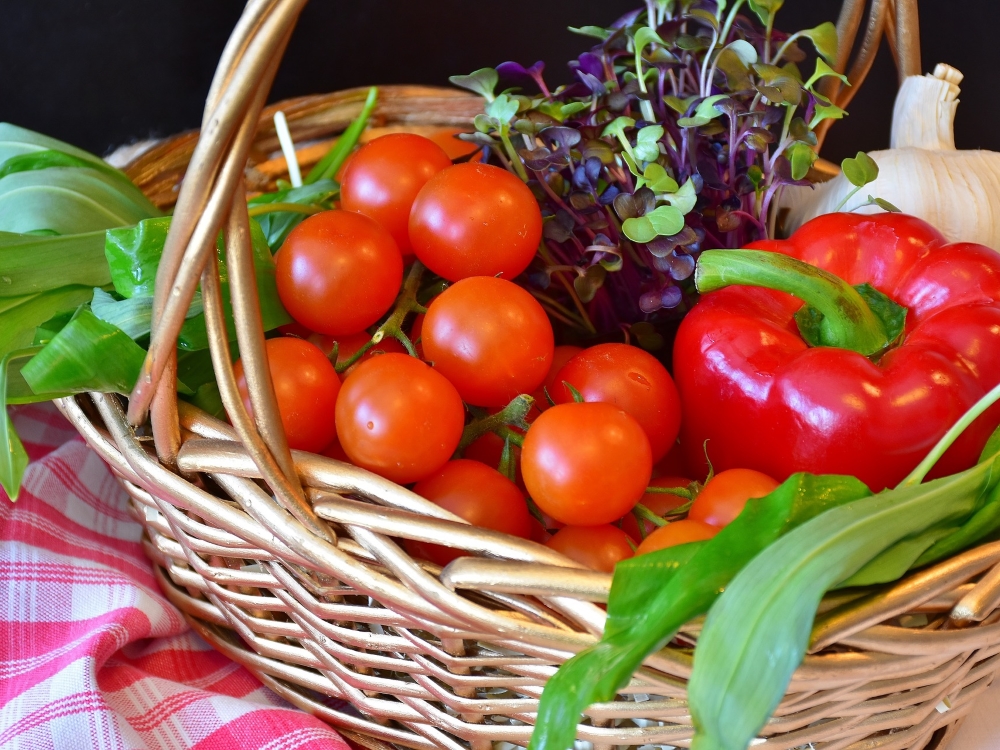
top-left (695, 249), bottom-right (891, 356)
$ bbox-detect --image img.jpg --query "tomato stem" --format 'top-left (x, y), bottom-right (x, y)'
top-left (632, 503), bottom-right (668, 529)
top-left (695, 249), bottom-right (891, 356)
top-left (334, 261), bottom-right (426, 373)
top-left (457, 394), bottom-right (534, 453)
top-left (643, 485), bottom-right (693, 500)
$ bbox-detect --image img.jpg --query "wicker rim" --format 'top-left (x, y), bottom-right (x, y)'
top-left (56, 0), bottom-right (1000, 747)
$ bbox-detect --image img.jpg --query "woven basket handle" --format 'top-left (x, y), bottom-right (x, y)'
top-left (125, 0), bottom-right (330, 539)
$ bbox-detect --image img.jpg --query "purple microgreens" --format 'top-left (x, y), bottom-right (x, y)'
top-left (450, 0), bottom-right (843, 342)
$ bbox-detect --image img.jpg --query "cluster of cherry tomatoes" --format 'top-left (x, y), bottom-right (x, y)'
top-left (235, 131), bottom-right (779, 573)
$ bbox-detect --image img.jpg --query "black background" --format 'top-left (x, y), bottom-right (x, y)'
top-left (0, 1), bottom-right (995, 162)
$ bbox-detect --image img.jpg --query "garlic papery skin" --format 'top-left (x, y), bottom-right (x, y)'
top-left (780, 64), bottom-right (1000, 251)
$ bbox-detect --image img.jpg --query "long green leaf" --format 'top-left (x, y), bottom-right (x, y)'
top-left (305, 86), bottom-right (378, 184)
top-left (0, 123), bottom-right (116, 172)
top-left (21, 307), bottom-right (147, 395)
top-left (248, 178), bottom-right (338, 249)
top-left (687, 464), bottom-right (993, 750)
top-left (0, 230), bottom-right (110, 296)
top-left (91, 287), bottom-right (204, 340)
top-left (0, 286), bottom-right (94, 364)
top-left (0, 149), bottom-right (130, 186)
top-left (0, 347), bottom-right (42, 501)
top-left (0, 168), bottom-right (158, 234)
top-left (530, 473), bottom-right (871, 750)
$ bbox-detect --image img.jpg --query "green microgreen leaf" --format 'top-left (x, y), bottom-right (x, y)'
top-left (449, 68), bottom-right (499, 102)
top-left (686, 8), bottom-right (719, 31)
top-left (786, 141), bottom-right (818, 180)
top-left (725, 39), bottom-right (758, 67)
top-left (665, 95), bottom-right (698, 114)
top-left (841, 151), bottom-right (879, 188)
top-left (748, 165), bottom-right (764, 188)
top-left (485, 93), bottom-right (519, 125)
top-left (633, 27), bottom-right (666, 53)
top-left (747, 0), bottom-right (784, 24)
top-left (809, 102), bottom-right (846, 129)
top-left (633, 125), bottom-right (664, 162)
top-left (573, 265), bottom-right (606, 303)
top-left (805, 58), bottom-right (850, 91)
top-left (800, 21), bottom-right (838, 62)
top-left (663, 178), bottom-right (698, 215)
top-left (677, 94), bottom-right (729, 127)
top-left (568, 25), bottom-right (612, 41)
top-left (635, 163), bottom-right (678, 193)
top-left (868, 195), bottom-right (901, 213)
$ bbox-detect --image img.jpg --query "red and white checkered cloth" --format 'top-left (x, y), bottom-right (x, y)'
top-left (0, 403), bottom-right (351, 750)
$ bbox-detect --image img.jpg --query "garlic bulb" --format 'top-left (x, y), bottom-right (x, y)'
top-left (781, 64), bottom-right (1000, 251)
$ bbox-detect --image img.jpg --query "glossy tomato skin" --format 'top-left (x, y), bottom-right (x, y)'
top-left (335, 353), bottom-right (465, 484)
top-left (688, 468), bottom-right (780, 528)
top-left (553, 343), bottom-right (682, 462)
top-left (234, 337), bottom-right (340, 454)
top-left (635, 519), bottom-right (718, 555)
top-left (423, 276), bottom-right (554, 407)
top-left (276, 210), bottom-right (403, 336)
top-left (620, 475), bottom-right (692, 541)
top-left (545, 525), bottom-right (634, 573)
top-left (307, 330), bottom-right (407, 377)
top-left (405, 459), bottom-right (533, 567)
top-left (522, 402), bottom-right (653, 526)
top-left (340, 134), bottom-right (453, 255)
top-left (409, 162), bottom-right (542, 281)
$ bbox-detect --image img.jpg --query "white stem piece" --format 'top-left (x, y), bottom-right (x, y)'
top-left (273, 110), bottom-right (302, 188)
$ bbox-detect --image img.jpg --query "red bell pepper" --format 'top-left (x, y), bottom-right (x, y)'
top-left (674, 212), bottom-right (1000, 491)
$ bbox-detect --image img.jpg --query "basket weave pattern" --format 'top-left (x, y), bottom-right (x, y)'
top-left (56, 1), bottom-right (1000, 748)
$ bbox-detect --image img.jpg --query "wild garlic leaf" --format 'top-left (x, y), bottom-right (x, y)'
top-left (0, 230), bottom-right (109, 297)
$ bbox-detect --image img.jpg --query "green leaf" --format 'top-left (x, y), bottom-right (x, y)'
top-left (748, 165), bottom-right (764, 188)
top-left (633, 27), bottom-right (666, 52)
top-left (805, 58), bottom-right (850, 90)
top-left (980, 423), bottom-right (1000, 464)
top-left (621, 216), bottom-right (657, 244)
top-left (724, 39), bottom-right (758, 67)
top-left (677, 94), bottom-right (729, 127)
top-left (485, 94), bottom-right (519, 125)
top-left (0, 123), bottom-right (119, 173)
top-left (0, 168), bottom-right (159, 235)
top-left (568, 25), bottom-right (611, 41)
top-left (448, 68), bottom-right (499, 101)
top-left (686, 8), bottom-right (719, 31)
top-left (531, 473), bottom-right (870, 750)
top-left (747, 0), bottom-right (784, 23)
top-left (647, 205), bottom-right (685, 235)
top-left (869, 195), bottom-right (901, 213)
top-left (633, 125), bottom-right (664, 162)
top-left (600, 116), bottom-right (636, 140)
top-left (841, 151), bottom-right (879, 188)
top-left (21, 307), bottom-right (148, 396)
top-left (1, 347), bottom-right (45, 501)
top-left (688, 464), bottom-right (992, 750)
top-left (809, 102), bottom-right (846, 129)
top-left (665, 95), bottom-right (698, 114)
top-left (305, 87), bottom-right (378, 184)
top-left (105, 216), bottom-right (290, 349)
top-left (185, 381), bottom-right (225, 419)
top-left (248, 179), bottom-right (337, 249)
top-left (801, 21), bottom-right (838, 62)
top-left (0, 286), bottom-right (94, 365)
top-left (0, 230), bottom-right (110, 297)
top-left (663, 178), bottom-right (698, 215)
top-left (635, 163), bottom-right (678, 193)
top-left (0, 149), bottom-right (132, 186)
top-left (786, 141), bottom-right (817, 180)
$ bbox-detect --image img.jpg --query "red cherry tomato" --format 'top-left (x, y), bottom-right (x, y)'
top-left (335, 353), bottom-right (465, 484)
top-left (620, 475), bottom-right (693, 541)
top-left (553, 343), bottom-right (682, 462)
top-left (340, 133), bottom-right (453, 255)
top-left (234, 337), bottom-right (340, 454)
top-left (522, 402), bottom-right (653, 525)
top-left (409, 162), bottom-right (543, 281)
top-left (635, 519), bottom-right (718, 555)
top-left (423, 276), bottom-right (554, 407)
top-left (531, 345), bottom-right (584, 415)
top-left (688, 468), bottom-right (780, 528)
top-left (275, 210), bottom-right (403, 336)
top-left (545, 525), bottom-right (635, 573)
top-left (320, 436), bottom-right (350, 463)
top-left (405, 459), bottom-right (533, 566)
top-left (307, 330), bottom-right (407, 377)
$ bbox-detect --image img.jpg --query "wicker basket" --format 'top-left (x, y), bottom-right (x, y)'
top-left (54, 1), bottom-right (1000, 748)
